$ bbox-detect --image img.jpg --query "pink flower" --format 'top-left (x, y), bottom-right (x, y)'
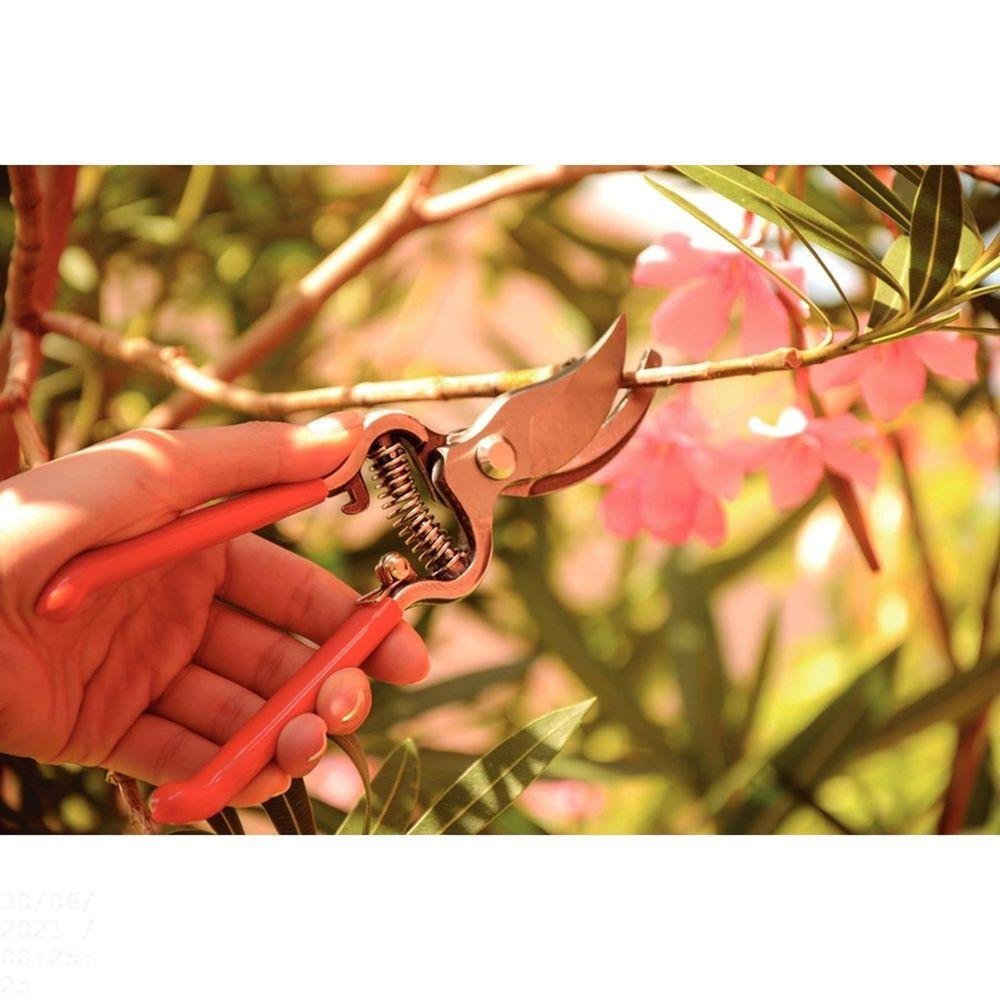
top-left (810, 330), bottom-right (978, 421)
top-left (633, 232), bottom-right (806, 358)
top-left (746, 407), bottom-right (879, 510)
top-left (594, 392), bottom-right (747, 546)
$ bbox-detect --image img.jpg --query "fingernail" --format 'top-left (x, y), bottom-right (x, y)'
top-left (307, 411), bottom-right (362, 436)
top-left (306, 745), bottom-right (326, 765)
top-left (332, 689), bottom-right (365, 724)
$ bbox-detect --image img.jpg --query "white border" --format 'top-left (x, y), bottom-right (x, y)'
top-left (3, 836), bottom-right (997, 999)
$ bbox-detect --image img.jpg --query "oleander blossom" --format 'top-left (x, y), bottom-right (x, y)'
top-left (593, 393), bottom-right (747, 546)
top-left (633, 232), bottom-right (807, 358)
top-left (746, 407), bottom-right (879, 510)
top-left (809, 326), bottom-right (979, 420)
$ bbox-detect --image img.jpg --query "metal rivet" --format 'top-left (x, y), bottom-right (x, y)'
top-left (375, 552), bottom-right (416, 587)
top-left (475, 434), bottom-right (517, 480)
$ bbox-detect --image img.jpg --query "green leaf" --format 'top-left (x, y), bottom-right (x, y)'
top-left (716, 648), bottom-right (899, 833)
top-left (868, 235), bottom-right (911, 329)
top-left (408, 699), bottom-right (594, 834)
top-left (330, 733), bottom-right (372, 834)
top-left (261, 794), bottom-right (303, 835)
top-left (206, 807), bottom-right (244, 835)
top-left (663, 564), bottom-right (730, 784)
top-left (644, 176), bottom-right (834, 329)
top-left (338, 739), bottom-right (420, 834)
top-left (892, 165), bottom-right (924, 185)
top-left (509, 543), bottom-right (695, 788)
top-left (735, 605), bottom-right (781, 757)
top-left (956, 224), bottom-right (984, 278)
top-left (824, 165), bottom-right (911, 232)
top-left (908, 165), bottom-right (963, 307)
top-left (853, 650), bottom-right (1000, 758)
top-left (673, 165), bottom-right (907, 295)
top-left (774, 206), bottom-right (858, 335)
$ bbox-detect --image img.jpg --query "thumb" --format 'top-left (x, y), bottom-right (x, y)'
top-left (5, 413), bottom-right (363, 576)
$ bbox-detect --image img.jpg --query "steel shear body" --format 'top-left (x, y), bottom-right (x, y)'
top-left (34, 317), bottom-right (658, 825)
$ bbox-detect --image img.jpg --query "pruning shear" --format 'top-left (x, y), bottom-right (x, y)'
top-left (35, 316), bottom-right (658, 825)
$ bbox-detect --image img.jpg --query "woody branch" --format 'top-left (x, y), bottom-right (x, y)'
top-left (43, 307), bottom-right (954, 419)
top-left (141, 165), bottom-right (660, 428)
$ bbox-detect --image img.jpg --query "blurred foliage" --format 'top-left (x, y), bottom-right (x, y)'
top-left (0, 166), bottom-right (998, 835)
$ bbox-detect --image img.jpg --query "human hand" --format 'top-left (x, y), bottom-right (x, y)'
top-left (0, 415), bottom-right (428, 808)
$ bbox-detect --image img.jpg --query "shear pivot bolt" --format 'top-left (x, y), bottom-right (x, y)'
top-left (475, 434), bottom-right (517, 480)
top-left (375, 552), bottom-right (416, 587)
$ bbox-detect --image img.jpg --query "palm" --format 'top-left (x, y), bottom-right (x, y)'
top-left (0, 420), bottom-right (427, 809)
top-left (7, 550), bottom-right (223, 766)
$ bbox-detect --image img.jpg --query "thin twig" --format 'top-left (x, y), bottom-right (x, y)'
top-left (141, 165), bottom-right (659, 428)
top-left (1, 167), bottom-right (45, 411)
top-left (44, 308), bottom-right (953, 420)
top-left (10, 406), bottom-right (50, 467)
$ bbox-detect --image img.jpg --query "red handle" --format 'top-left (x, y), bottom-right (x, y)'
top-left (36, 478), bottom-right (329, 621)
top-left (150, 596), bottom-right (403, 825)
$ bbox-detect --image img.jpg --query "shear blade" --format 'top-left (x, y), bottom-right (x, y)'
top-left (453, 315), bottom-right (629, 484)
top-left (502, 346), bottom-right (660, 497)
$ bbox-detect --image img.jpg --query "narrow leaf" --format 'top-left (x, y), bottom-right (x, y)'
top-left (908, 165), bottom-right (963, 307)
top-left (331, 733), bottom-right (372, 834)
top-left (892, 165), bottom-right (924, 185)
top-left (206, 807), bottom-right (244, 835)
top-left (674, 166), bottom-right (907, 296)
top-left (338, 739), bottom-right (420, 834)
top-left (775, 206), bottom-right (856, 336)
top-left (853, 650), bottom-right (1000, 757)
top-left (825, 165), bottom-right (911, 232)
top-left (408, 699), bottom-right (595, 834)
top-left (718, 649), bottom-right (899, 833)
top-left (957, 224), bottom-right (985, 278)
top-left (735, 605), bottom-right (781, 756)
top-left (868, 235), bottom-right (911, 330)
top-left (284, 777), bottom-right (316, 835)
top-left (261, 794), bottom-right (302, 835)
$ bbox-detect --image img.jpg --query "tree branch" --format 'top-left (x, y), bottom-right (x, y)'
top-left (46, 305), bottom-right (952, 420)
top-left (1, 166), bottom-right (45, 411)
top-left (141, 165), bottom-right (659, 428)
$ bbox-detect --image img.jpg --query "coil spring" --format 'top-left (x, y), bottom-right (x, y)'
top-left (369, 436), bottom-right (466, 578)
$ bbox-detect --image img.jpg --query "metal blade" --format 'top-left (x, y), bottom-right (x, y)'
top-left (501, 347), bottom-right (660, 497)
top-left (446, 315), bottom-right (629, 483)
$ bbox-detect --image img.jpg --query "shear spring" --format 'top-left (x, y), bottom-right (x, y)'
top-left (369, 437), bottom-right (467, 578)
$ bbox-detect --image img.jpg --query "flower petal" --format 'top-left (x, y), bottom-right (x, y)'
top-left (692, 494), bottom-right (727, 546)
top-left (859, 344), bottom-right (926, 420)
top-left (910, 332), bottom-right (979, 381)
top-left (766, 438), bottom-right (824, 510)
top-left (688, 442), bottom-right (745, 500)
top-left (739, 271), bottom-right (791, 354)
top-left (601, 481), bottom-right (642, 537)
top-left (821, 440), bottom-right (880, 491)
top-left (640, 451), bottom-right (698, 543)
top-left (809, 349), bottom-right (869, 393)
top-left (633, 233), bottom-right (722, 290)
top-left (651, 276), bottom-right (737, 358)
